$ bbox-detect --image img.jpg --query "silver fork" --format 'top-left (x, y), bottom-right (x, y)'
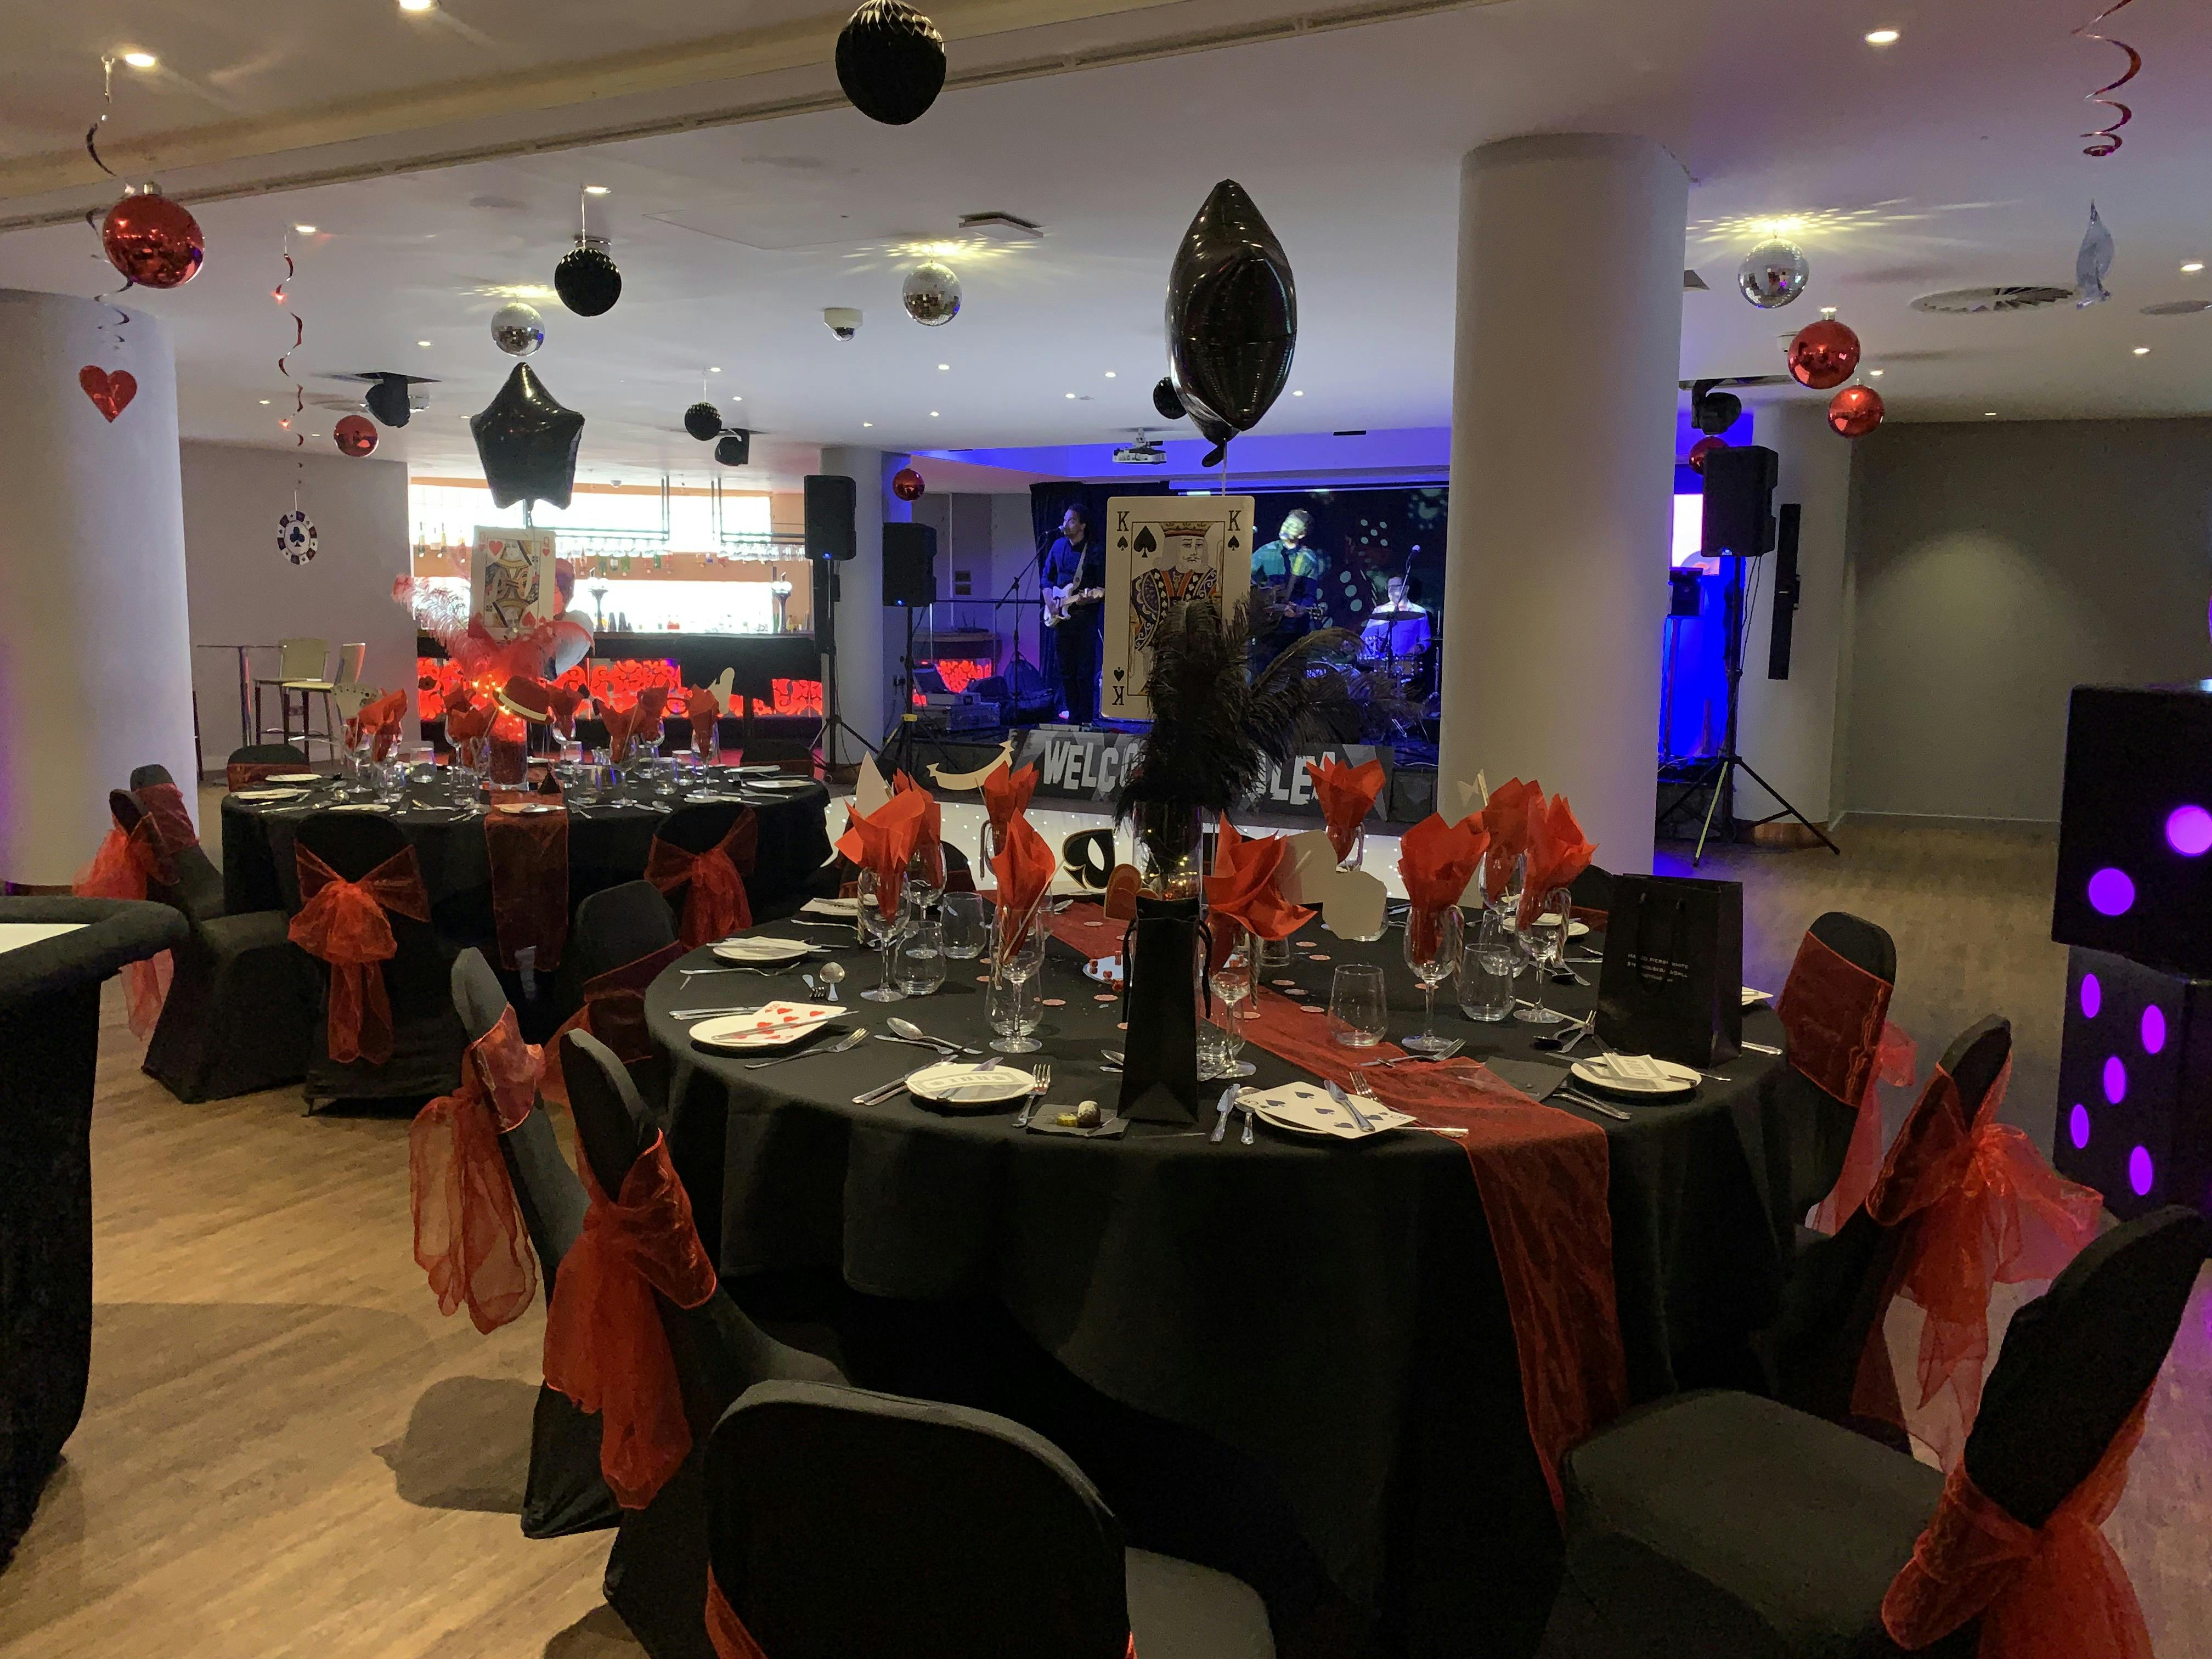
top-left (1014, 1062), bottom-right (1051, 1128)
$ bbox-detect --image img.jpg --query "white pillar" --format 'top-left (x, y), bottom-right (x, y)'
top-left (820, 445), bottom-right (887, 765)
top-left (1435, 136), bottom-right (1689, 876)
top-left (1734, 398), bottom-right (1853, 825)
top-left (0, 290), bottom-right (196, 885)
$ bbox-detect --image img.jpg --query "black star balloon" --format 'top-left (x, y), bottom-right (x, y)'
top-left (1166, 179), bottom-right (1297, 439)
top-left (554, 239), bottom-right (622, 317)
top-left (469, 364), bottom-right (585, 511)
top-left (684, 400), bottom-right (723, 441)
top-left (836, 1), bottom-right (946, 126)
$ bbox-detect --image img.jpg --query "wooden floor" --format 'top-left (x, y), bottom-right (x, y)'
top-left (1, 817), bottom-right (2205, 1655)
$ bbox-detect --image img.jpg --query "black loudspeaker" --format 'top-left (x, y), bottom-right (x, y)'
top-left (1767, 503), bottom-right (1802, 680)
top-left (804, 473), bottom-right (857, 562)
top-left (883, 522), bottom-right (938, 607)
top-left (714, 429), bottom-right (751, 467)
top-left (811, 560), bottom-right (839, 654)
top-left (1667, 568), bottom-right (1701, 618)
top-left (1701, 444), bottom-right (1778, 557)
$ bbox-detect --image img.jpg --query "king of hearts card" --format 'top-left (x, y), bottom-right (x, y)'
top-left (1099, 495), bottom-right (1254, 721)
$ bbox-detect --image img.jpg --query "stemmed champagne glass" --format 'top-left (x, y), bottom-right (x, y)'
top-left (856, 868), bottom-right (917, 1002)
top-left (1208, 940), bottom-right (1256, 1078)
top-left (1401, 904), bottom-right (1464, 1053)
top-left (1482, 848), bottom-right (1527, 924)
top-left (1514, 888), bottom-right (1574, 1025)
top-left (990, 911), bottom-right (1047, 1053)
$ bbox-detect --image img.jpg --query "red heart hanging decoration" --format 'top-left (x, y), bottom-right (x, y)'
top-left (80, 366), bottom-right (138, 422)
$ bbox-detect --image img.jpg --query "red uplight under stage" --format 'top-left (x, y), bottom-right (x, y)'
top-left (415, 658), bottom-right (823, 720)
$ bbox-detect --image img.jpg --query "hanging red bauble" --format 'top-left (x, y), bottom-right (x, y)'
top-left (334, 414), bottom-right (379, 458)
top-left (100, 187), bottom-right (204, 289)
top-left (1687, 436), bottom-right (1730, 473)
top-left (892, 466), bottom-right (925, 501)
top-left (1787, 319), bottom-right (1861, 390)
top-left (1827, 384), bottom-right (1885, 438)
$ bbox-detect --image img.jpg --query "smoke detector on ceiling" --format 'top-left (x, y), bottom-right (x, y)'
top-left (958, 211), bottom-right (1044, 242)
top-left (1910, 286), bottom-right (2075, 314)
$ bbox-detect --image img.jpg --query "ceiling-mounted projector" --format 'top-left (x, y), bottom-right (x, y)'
top-left (1113, 432), bottom-right (1166, 465)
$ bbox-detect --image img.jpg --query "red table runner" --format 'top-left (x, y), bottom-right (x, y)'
top-left (978, 893), bottom-right (1125, 962)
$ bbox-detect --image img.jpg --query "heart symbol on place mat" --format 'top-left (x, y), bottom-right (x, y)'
top-left (80, 366), bottom-right (137, 422)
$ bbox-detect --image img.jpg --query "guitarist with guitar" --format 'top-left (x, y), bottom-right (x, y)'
top-left (1041, 504), bottom-right (1108, 723)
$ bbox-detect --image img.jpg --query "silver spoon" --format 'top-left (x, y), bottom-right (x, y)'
top-left (888, 1016), bottom-right (978, 1056)
top-left (817, 961), bottom-right (845, 1002)
top-left (742, 1026), bottom-right (869, 1069)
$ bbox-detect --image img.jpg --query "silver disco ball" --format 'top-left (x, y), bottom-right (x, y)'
top-left (490, 301), bottom-right (545, 357)
top-left (1737, 239), bottom-right (1810, 309)
top-left (901, 259), bottom-right (961, 326)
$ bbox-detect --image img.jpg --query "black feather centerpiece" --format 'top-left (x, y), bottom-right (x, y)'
top-left (1115, 597), bottom-right (1352, 817)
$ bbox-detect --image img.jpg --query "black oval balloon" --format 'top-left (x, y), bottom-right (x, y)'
top-left (836, 0), bottom-right (946, 126)
top-left (554, 242), bottom-right (622, 317)
top-left (684, 400), bottom-right (723, 442)
top-left (469, 364), bottom-right (585, 511)
top-left (1151, 376), bottom-right (1186, 422)
top-left (365, 374), bottom-right (413, 428)
top-left (1165, 179), bottom-right (1297, 435)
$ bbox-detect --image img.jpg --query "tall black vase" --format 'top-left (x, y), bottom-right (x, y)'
top-left (1116, 893), bottom-right (1203, 1124)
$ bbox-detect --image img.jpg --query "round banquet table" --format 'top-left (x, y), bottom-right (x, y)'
top-left (219, 770), bottom-right (832, 918)
top-left (649, 910), bottom-right (1808, 1658)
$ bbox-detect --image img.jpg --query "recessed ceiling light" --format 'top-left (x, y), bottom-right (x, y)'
top-left (731, 396), bottom-right (742, 402)
top-left (929, 411), bottom-right (940, 417)
top-left (938, 364), bottom-right (949, 371)
top-left (863, 421), bottom-right (873, 428)
top-left (120, 50), bottom-right (157, 69)
top-left (709, 366), bottom-right (721, 373)
top-left (294, 224), bottom-right (318, 234)
top-left (1864, 28), bottom-right (1900, 46)
top-left (1065, 392), bottom-right (1075, 399)
top-left (1104, 371), bottom-right (1116, 379)
top-left (2134, 346), bottom-right (2151, 354)
top-left (258, 398), bottom-right (270, 405)
top-left (1868, 369), bottom-right (1884, 377)
top-left (1293, 389), bottom-right (1304, 396)
top-left (2186, 263), bottom-right (2205, 274)
top-left (416, 339), bottom-right (431, 348)
top-left (1984, 411), bottom-right (1998, 417)
top-left (583, 185), bottom-right (610, 196)
top-left (398, 0), bottom-right (436, 12)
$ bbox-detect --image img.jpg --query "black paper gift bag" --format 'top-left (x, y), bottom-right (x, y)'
top-left (1593, 874), bottom-right (1743, 1068)
top-left (1116, 894), bottom-right (1204, 1124)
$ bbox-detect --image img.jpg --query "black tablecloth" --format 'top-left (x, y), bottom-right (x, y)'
top-left (219, 774), bottom-right (832, 917)
top-left (648, 916), bottom-right (1802, 1656)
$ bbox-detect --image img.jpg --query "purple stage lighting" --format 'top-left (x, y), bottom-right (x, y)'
top-left (2087, 867), bottom-right (2136, 916)
top-left (2104, 1056), bottom-right (2127, 1103)
top-left (2070, 1103), bottom-right (2091, 1149)
top-left (2129, 1145), bottom-right (2154, 1197)
top-left (2143, 1004), bottom-right (2168, 1054)
top-left (2081, 973), bottom-right (2102, 1018)
top-left (2166, 804), bottom-right (2212, 857)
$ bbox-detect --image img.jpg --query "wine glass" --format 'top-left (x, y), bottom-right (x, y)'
top-left (1483, 848), bottom-right (1527, 922)
top-left (906, 838), bottom-right (947, 912)
top-left (1401, 904), bottom-right (1464, 1053)
top-left (1515, 888), bottom-right (1573, 1025)
top-left (939, 892), bottom-right (985, 960)
top-left (1460, 909), bottom-right (1519, 1022)
top-left (1327, 964), bottom-right (1389, 1048)
top-left (987, 972), bottom-right (1040, 1054)
top-left (1207, 944), bottom-right (1256, 1077)
top-left (856, 870), bottom-right (916, 1002)
top-left (990, 912), bottom-right (1047, 1054)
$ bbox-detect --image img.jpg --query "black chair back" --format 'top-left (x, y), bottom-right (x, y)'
top-left (128, 764), bottom-right (174, 790)
top-left (291, 812), bottom-right (448, 1022)
top-left (1966, 1206), bottom-right (2208, 1528)
top-left (228, 743), bottom-right (310, 768)
top-left (1568, 862), bottom-right (1613, 915)
top-left (1807, 909), bottom-right (1897, 985)
top-left (1940, 1015), bottom-right (2011, 1122)
top-left (569, 880), bottom-right (680, 986)
top-left (561, 1028), bottom-right (654, 1199)
top-left (706, 1379), bottom-right (1130, 1659)
top-left (656, 800), bottom-right (750, 858)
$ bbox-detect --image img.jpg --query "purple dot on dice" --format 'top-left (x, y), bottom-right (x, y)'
top-left (2087, 867), bottom-right (2135, 917)
top-left (2166, 804), bottom-right (2212, 857)
top-left (2081, 973), bottom-right (2102, 1018)
top-left (2142, 1005), bottom-right (2167, 1055)
top-left (2129, 1145), bottom-right (2154, 1198)
top-left (2070, 1104), bottom-right (2090, 1149)
top-left (2104, 1056), bottom-right (2126, 1104)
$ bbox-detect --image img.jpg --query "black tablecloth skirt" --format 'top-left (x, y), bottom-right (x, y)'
top-left (648, 918), bottom-right (1806, 1657)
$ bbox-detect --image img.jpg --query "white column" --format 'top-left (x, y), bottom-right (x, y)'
top-left (0, 290), bottom-right (196, 885)
top-left (1734, 398), bottom-right (1853, 825)
top-left (1435, 136), bottom-right (1689, 876)
top-left (819, 445), bottom-right (886, 765)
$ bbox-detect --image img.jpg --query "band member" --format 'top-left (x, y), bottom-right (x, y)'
top-left (1041, 505), bottom-right (1106, 724)
top-left (1249, 507), bottom-right (1327, 672)
top-left (1360, 574), bottom-right (1433, 664)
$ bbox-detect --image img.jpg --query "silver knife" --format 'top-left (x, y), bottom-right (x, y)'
top-left (1556, 1087), bottom-right (1633, 1122)
top-left (1210, 1084), bottom-right (1238, 1144)
top-left (1327, 1079), bottom-right (1376, 1133)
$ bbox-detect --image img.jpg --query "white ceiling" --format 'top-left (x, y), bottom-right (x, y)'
top-left (3, 0), bottom-right (2210, 484)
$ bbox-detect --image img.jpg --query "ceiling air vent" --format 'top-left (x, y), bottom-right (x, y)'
top-left (2141, 300), bottom-right (2212, 316)
top-left (1910, 286), bottom-right (2074, 314)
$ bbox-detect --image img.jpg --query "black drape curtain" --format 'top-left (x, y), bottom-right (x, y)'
top-left (1028, 479), bottom-right (1170, 701)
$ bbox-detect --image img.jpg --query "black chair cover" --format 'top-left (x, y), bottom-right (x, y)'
top-left (1779, 911), bottom-right (1899, 1223)
top-left (0, 897), bottom-right (186, 1566)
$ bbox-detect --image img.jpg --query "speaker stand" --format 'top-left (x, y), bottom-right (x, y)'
top-left (879, 604), bottom-right (964, 781)
top-left (811, 556), bottom-right (877, 781)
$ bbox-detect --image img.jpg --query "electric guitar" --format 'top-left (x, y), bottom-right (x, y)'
top-left (1042, 582), bottom-right (1105, 627)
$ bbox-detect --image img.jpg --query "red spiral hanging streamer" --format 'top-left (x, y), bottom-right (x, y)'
top-left (2073, 0), bottom-right (2142, 157)
top-left (274, 245), bottom-right (304, 450)
top-left (82, 57), bottom-right (131, 353)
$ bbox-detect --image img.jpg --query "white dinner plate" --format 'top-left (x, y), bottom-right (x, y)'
top-left (727, 764), bottom-right (782, 776)
top-left (232, 788), bottom-right (303, 802)
top-left (496, 802), bottom-right (561, 815)
top-left (689, 1002), bottom-right (839, 1051)
top-left (905, 1060), bottom-right (1037, 1106)
top-left (267, 772), bottom-right (322, 784)
top-left (329, 802), bottom-right (393, 813)
top-left (746, 778), bottom-right (815, 793)
top-left (711, 936), bottom-right (814, 965)
top-left (1243, 1081), bottom-right (1413, 1139)
top-left (1571, 1054), bottom-right (1700, 1100)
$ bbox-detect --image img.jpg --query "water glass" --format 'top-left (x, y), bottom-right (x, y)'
top-left (1401, 904), bottom-right (1464, 1053)
top-left (1515, 888), bottom-right (1573, 1025)
top-left (892, 919), bottom-right (946, 996)
top-left (987, 972), bottom-right (1041, 1054)
top-left (939, 892), bottom-right (986, 960)
top-left (1327, 964), bottom-right (1389, 1048)
top-left (1460, 910), bottom-right (1520, 1022)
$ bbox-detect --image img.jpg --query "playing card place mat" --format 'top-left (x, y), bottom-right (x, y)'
top-left (689, 1002), bottom-right (838, 1050)
top-left (1243, 1081), bottom-right (1413, 1139)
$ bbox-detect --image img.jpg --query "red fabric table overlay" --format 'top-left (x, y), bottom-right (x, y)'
top-left (484, 807), bottom-right (571, 970)
top-left (227, 760), bottom-right (294, 790)
top-left (543, 940), bottom-right (686, 1108)
top-left (1857, 1062), bottom-right (2103, 1469)
top-left (645, 810), bottom-right (759, 949)
top-left (71, 806), bottom-right (174, 1036)
top-left (287, 843), bottom-right (433, 1067)
top-left (542, 1129), bottom-right (720, 1509)
top-left (1237, 995), bottom-right (1628, 1509)
top-left (408, 1006), bottom-right (543, 1333)
top-left (1882, 1395), bottom-right (2152, 1659)
top-left (705, 1570), bottom-right (1138, 1659)
top-left (1780, 930), bottom-right (1916, 1233)
top-left (978, 894), bottom-right (1125, 961)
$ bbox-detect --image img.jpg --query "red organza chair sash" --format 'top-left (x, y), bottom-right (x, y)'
top-left (409, 1007), bottom-right (543, 1334)
top-left (227, 760), bottom-right (292, 789)
top-left (645, 812), bottom-right (758, 949)
top-left (486, 808), bottom-right (570, 970)
top-left (704, 1569), bottom-right (1139, 1659)
top-left (287, 843), bottom-right (433, 1067)
top-left (72, 810), bottom-right (172, 1037)
top-left (133, 783), bottom-right (200, 871)
top-left (1881, 1396), bottom-right (2152, 1659)
top-left (1780, 932), bottom-right (1919, 1233)
top-left (542, 1130), bottom-right (719, 1508)
top-left (1854, 1062), bottom-right (2103, 1466)
top-left (541, 940), bottom-right (685, 1108)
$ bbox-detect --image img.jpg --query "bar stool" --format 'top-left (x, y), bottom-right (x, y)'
top-left (253, 639), bottom-right (364, 758)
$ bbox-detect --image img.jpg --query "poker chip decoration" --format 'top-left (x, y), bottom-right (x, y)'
top-left (278, 509), bottom-right (319, 565)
